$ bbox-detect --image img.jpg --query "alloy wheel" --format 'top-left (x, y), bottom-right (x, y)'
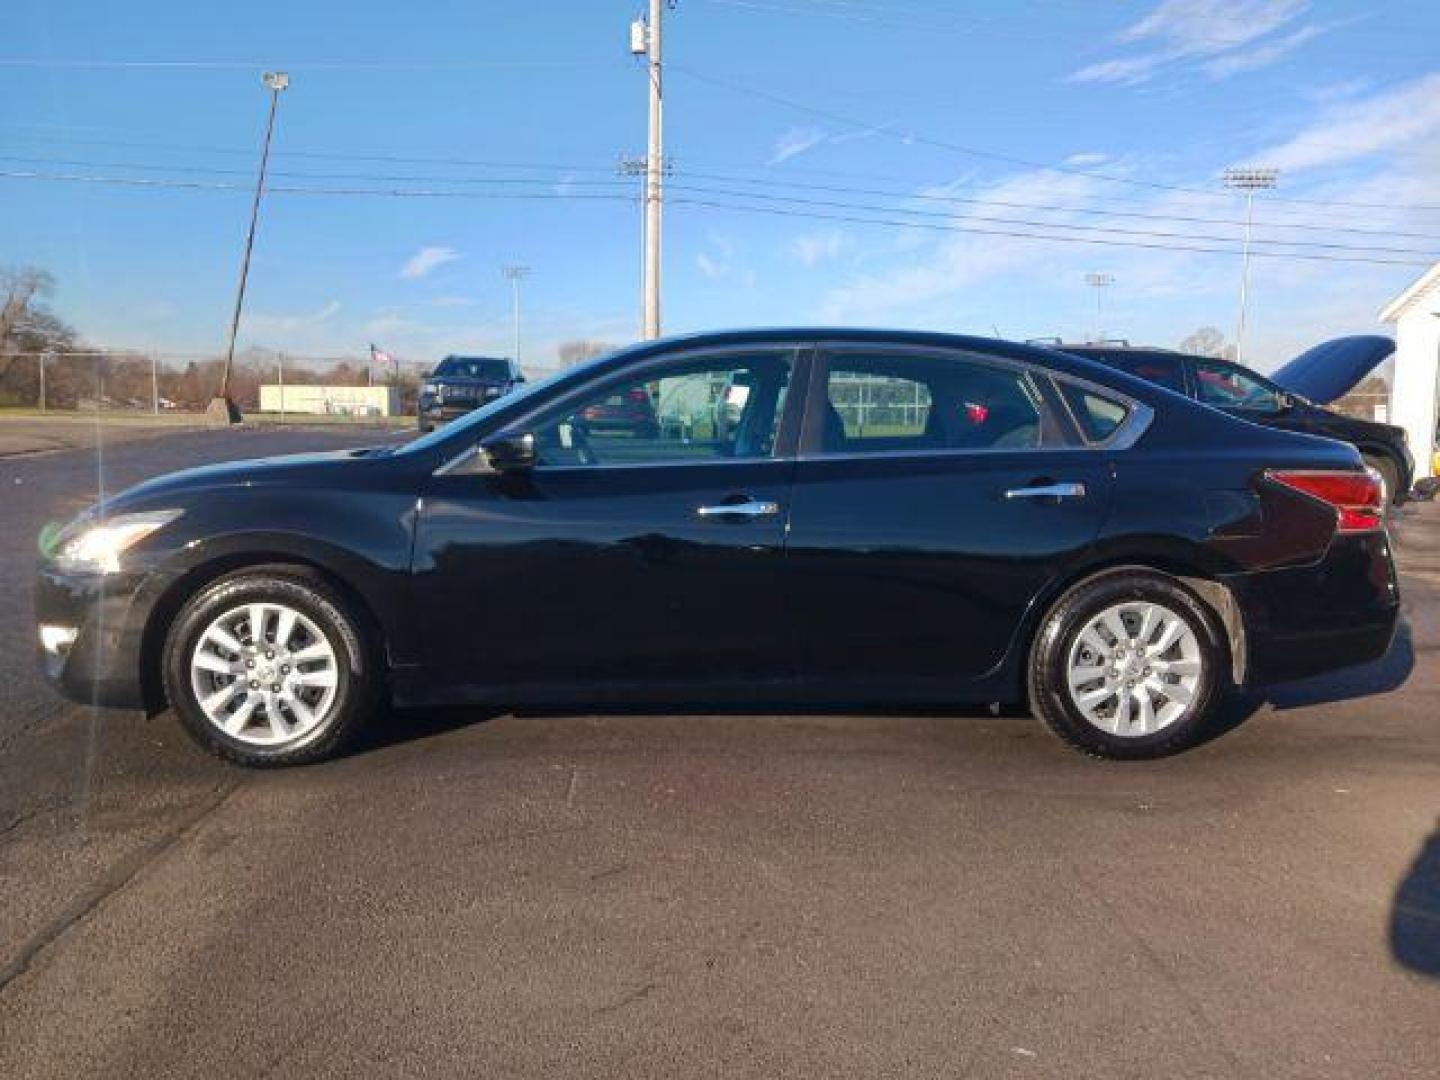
top-left (189, 601), bottom-right (340, 747)
top-left (1064, 600), bottom-right (1203, 737)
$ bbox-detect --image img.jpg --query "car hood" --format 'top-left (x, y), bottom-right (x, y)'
top-left (1269, 335), bottom-right (1394, 405)
top-left (99, 446), bottom-right (390, 512)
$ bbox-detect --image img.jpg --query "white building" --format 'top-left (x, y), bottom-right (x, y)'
top-left (258, 384), bottom-right (400, 417)
top-left (1380, 262), bottom-right (1440, 480)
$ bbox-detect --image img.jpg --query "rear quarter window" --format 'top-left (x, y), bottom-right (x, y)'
top-left (1057, 382), bottom-right (1130, 442)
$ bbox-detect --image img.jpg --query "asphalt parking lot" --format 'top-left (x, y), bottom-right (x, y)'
top-left (0, 426), bottom-right (1436, 1078)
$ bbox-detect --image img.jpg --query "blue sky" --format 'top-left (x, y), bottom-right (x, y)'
top-left (4, 0), bottom-right (1440, 373)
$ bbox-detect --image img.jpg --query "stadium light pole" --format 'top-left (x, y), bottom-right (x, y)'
top-left (1084, 272), bottom-right (1114, 343)
top-left (213, 70), bottom-right (288, 425)
top-left (502, 265), bottom-right (530, 365)
top-left (1223, 167), bottom-right (1278, 365)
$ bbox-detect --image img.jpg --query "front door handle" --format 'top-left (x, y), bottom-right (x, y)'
top-left (696, 500), bottom-right (780, 519)
top-left (1003, 482), bottom-right (1087, 502)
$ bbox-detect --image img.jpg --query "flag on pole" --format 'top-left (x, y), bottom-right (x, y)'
top-left (369, 343), bottom-right (395, 384)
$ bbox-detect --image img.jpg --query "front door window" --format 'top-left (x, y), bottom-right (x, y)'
top-left (532, 353), bottom-right (792, 467)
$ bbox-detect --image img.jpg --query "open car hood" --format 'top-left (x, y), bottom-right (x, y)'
top-left (1268, 335), bottom-right (1395, 405)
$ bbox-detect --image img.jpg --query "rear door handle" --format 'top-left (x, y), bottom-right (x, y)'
top-left (1003, 482), bottom-right (1087, 502)
top-left (696, 500), bottom-right (780, 519)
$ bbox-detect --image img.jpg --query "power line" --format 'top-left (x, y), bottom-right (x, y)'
top-left (0, 57), bottom-right (603, 71)
top-left (6, 138), bottom-right (1433, 239)
top-left (0, 153), bottom-right (640, 189)
top-left (6, 155), bottom-right (1433, 257)
top-left (7, 128), bottom-right (1433, 231)
top-left (669, 196), bottom-right (1436, 267)
top-left (0, 168), bottom-right (641, 203)
top-left (670, 63), bottom-right (1440, 213)
top-left (677, 167), bottom-right (1440, 242)
top-left (4, 166), bottom-right (1429, 267)
top-left (661, 182), bottom-right (1440, 258)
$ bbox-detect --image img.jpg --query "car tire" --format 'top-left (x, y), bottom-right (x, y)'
top-left (1027, 569), bottom-right (1227, 760)
top-left (162, 568), bottom-right (379, 767)
top-left (1362, 453), bottom-right (1401, 507)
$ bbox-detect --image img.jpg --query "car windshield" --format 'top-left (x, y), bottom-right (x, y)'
top-left (432, 357), bottom-right (511, 380)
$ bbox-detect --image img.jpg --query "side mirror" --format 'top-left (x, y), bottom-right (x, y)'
top-left (480, 431), bottom-right (536, 473)
top-left (513, 374), bottom-right (527, 384)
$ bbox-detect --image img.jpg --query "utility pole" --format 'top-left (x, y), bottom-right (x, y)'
top-left (630, 1), bottom-right (671, 340)
top-left (502, 265), bottom-right (530, 364)
top-left (213, 70), bottom-right (289, 425)
top-left (1084, 272), bottom-right (1114, 343)
top-left (1222, 167), bottom-right (1278, 365)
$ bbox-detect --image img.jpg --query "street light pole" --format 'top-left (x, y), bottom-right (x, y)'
top-left (1222, 167), bottom-right (1278, 365)
top-left (502, 265), bottom-right (530, 365)
top-left (213, 70), bottom-right (289, 424)
top-left (1084, 272), bottom-right (1114, 343)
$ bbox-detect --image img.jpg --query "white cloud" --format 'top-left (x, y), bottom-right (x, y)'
top-left (1071, 0), bottom-right (1320, 85)
top-left (428, 295), bottom-right (477, 308)
top-left (1064, 152), bottom-right (1110, 167)
top-left (695, 252), bottom-right (725, 281)
top-left (244, 300), bottom-right (341, 336)
top-left (788, 229), bottom-right (855, 268)
top-left (768, 126), bottom-right (827, 165)
top-left (694, 233), bottom-right (755, 287)
top-left (1239, 73), bottom-right (1440, 174)
top-left (400, 245), bottom-right (462, 280)
top-left (1201, 22), bottom-right (1324, 78)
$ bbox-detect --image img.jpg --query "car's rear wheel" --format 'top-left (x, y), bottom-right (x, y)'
top-left (1028, 571), bottom-right (1225, 759)
top-left (1362, 454), bottom-right (1400, 507)
top-left (162, 569), bottom-right (378, 767)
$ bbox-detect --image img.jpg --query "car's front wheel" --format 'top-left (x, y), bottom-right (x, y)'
top-left (1028, 571), bottom-right (1225, 759)
top-left (162, 568), bottom-right (378, 766)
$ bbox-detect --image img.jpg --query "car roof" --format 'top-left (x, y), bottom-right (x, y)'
top-left (596, 327), bottom-right (1150, 385)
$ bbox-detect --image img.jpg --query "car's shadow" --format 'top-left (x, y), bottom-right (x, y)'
top-left (1193, 615), bottom-right (1416, 747)
top-left (355, 614), bottom-right (1417, 760)
top-left (1391, 819), bottom-right (1440, 979)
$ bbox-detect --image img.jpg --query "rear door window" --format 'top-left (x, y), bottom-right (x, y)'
top-left (815, 351), bottom-right (1063, 455)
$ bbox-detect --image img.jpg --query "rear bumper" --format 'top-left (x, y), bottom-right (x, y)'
top-left (1227, 530), bottom-right (1400, 686)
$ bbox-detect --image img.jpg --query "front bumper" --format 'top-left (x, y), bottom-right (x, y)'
top-left (35, 563), bottom-right (161, 709)
top-left (1228, 530), bottom-right (1400, 686)
top-left (418, 403), bottom-right (478, 426)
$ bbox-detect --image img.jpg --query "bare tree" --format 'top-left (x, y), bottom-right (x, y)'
top-left (557, 340), bottom-right (619, 368)
top-left (1178, 326), bottom-right (1237, 361)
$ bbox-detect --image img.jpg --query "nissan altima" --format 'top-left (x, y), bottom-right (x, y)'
top-left (36, 330), bottom-right (1399, 766)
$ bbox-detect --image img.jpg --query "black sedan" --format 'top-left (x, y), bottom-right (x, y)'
top-left (36, 329), bottom-right (1398, 766)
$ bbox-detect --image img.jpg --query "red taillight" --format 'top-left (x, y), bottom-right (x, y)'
top-left (1268, 469), bottom-right (1383, 532)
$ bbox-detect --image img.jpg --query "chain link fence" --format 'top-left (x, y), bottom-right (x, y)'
top-left (0, 350), bottom-right (426, 423)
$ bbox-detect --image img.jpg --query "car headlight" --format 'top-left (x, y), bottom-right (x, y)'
top-left (421, 382), bottom-right (438, 396)
top-left (53, 509), bottom-right (183, 573)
